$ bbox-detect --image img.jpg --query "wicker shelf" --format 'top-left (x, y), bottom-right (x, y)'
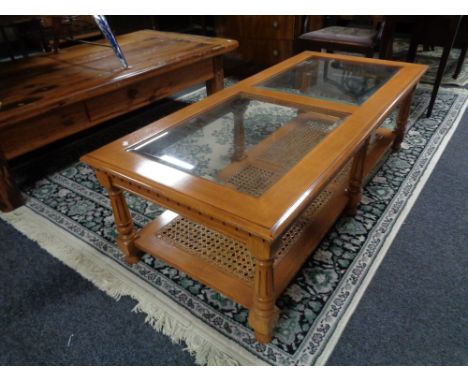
top-left (134, 126), bottom-right (393, 308)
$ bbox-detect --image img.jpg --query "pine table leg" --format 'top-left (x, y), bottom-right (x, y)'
top-left (247, 236), bottom-right (279, 343)
top-left (206, 56), bottom-right (224, 96)
top-left (0, 150), bottom-right (24, 212)
top-left (393, 87), bottom-right (415, 151)
top-left (346, 138), bottom-right (370, 217)
top-left (96, 171), bottom-right (142, 264)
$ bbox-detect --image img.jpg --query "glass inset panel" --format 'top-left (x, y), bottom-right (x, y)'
top-left (257, 57), bottom-right (399, 105)
top-left (129, 95), bottom-right (346, 197)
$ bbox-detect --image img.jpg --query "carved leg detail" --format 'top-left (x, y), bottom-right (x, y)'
top-left (0, 150), bottom-right (24, 212)
top-left (96, 171), bottom-right (142, 264)
top-left (247, 237), bottom-right (279, 343)
top-left (393, 88), bottom-right (415, 151)
top-left (346, 138), bottom-right (370, 217)
top-left (206, 56), bottom-right (224, 96)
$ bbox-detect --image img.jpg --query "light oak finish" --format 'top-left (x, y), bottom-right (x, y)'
top-left (96, 171), bottom-right (142, 264)
top-left (246, 236), bottom-right (279, 344)
top-left (346, 137), bottom-right (370, 216)
top-left (0, 30), bottom-right (237, 212)
top-left (81, 52), bottom-right (426, 342)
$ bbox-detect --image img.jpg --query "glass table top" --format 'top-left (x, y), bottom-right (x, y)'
top-left (256, 57), bottom-right (399, 105)
top-left (129, 95), bottom-right (346, 197)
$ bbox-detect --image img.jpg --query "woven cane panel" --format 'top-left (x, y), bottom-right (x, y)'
top-left (157, 218), bottom-right (256, 282)
top-left (257, 120), bottom-right (337, 168)
top-left (225, 120), bottom-right (338, 197)
top-left (157, 160), bottom-right (352, 283)
top-left (273, 189), bottom-right (333, 262)
top-left (273, 160), bottom-right (352, 262)
top-left (225, 165), bottom-right (277, 198)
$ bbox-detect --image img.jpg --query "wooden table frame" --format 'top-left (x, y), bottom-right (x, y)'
top-left (0, 30), bottom-right (238, 211)
top-left (82, 51), bottom-right (426, 343)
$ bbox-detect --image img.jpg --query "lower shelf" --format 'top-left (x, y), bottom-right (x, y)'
top-left (134, 126), bottom-right (395, 309)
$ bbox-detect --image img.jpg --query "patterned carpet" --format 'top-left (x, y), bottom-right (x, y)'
top-left (2, 81), bottom-right (467, 365)
top-left (393, 39), bottom-right (468, 87)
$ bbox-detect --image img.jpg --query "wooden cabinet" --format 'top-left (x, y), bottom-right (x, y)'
top-left (215, 16), bottom-right (323, 66)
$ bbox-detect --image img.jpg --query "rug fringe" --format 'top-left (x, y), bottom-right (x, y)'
top-left (0, 207), bottom-right (246, 365)
top-left (132, 302), bottom-right (239, 366)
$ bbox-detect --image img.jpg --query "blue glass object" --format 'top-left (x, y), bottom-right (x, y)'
top-left (93, 15), bottom-right (129, 69)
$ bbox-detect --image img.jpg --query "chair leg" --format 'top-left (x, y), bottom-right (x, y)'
top-left (426, 45), bottom-right (451, 117)
top-left (1, 26), bottom-right (16, 61)
top-left (379, 18), bottom-right (395, 59)
top-left (406, 17), bottom-right (424, 63)
top-left (453, 43), bottom-right (467, 79)
top-left (426, 17), bottom-right (461, 117)
top-left (407, 39), bottom-right (418, 63)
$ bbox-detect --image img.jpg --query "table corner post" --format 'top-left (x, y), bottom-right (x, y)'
top-left (95, 170), bottom-right (142, 264)
top-left (346, 137), bottom-right (370, 217)
top-left (247, 235), bottom-right (279, 344)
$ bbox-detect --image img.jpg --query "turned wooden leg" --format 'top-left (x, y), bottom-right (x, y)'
top-left (392, 87), bottom-right (415, 151)
top-left (0, 150), bottom-right (24, 212)
top-left (346, 138), bottom-right (370, 217)
top-left (247, 236), bottom-right (279, 343)
top-left (206, 56), bottom-right (224, 96)
top-left (96, 171), bottom-right (142, 264)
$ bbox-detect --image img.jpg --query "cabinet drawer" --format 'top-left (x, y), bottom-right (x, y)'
top-left (240, 16), bottom-right (297, 39)
top-left (216, 16), bottom-right (297, 40)
top-left (239, 39), bottom-right (294, 66)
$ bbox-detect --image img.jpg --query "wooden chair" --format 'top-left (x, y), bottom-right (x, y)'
top-left (297, 16), bottom-right (393, 59)
top-left (406, 16), bottom-right (464, 117)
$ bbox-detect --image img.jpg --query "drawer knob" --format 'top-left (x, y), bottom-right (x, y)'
top-left (272, 49), bottom-right (279, 57)
top-left (272, 20), bottom-right (279, 29)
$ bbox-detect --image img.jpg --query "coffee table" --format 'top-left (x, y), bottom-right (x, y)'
top-left (81, 52), bottom-right (426, 343)
top-left (0, 30), bottom-right (237, 211)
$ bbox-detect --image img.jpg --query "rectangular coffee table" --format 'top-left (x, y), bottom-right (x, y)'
top-left (81, 52), bottom-right (426, 343)
top-left (0, 30), bottom-right (237, 211)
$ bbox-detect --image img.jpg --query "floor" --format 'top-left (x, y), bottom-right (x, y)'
top-left (1, 57), bottom-right (467, 365)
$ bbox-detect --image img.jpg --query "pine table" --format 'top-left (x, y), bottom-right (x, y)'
top-left (0, 30), bottom-right (238, 211)
top-left (82, 52), bottom-right (426, 343)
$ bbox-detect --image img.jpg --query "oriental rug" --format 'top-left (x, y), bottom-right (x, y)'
top-left (393, 39), bottom-right (468, 87)
top-left (1, 83), bottom-right (467, 365)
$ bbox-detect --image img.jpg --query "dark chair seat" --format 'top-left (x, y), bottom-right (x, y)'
top-left (300, 26), bottom-right (377, 48)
